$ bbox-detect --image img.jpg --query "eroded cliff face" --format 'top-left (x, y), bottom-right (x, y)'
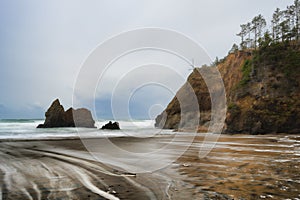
top-left (155, 44), bottom-right (300, 134)
top-left (155, 67), bottom-right (211, 131)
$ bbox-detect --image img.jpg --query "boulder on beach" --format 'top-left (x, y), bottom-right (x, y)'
top-left (101, 121), bottom-right (120, 130)
top-left (37, 99), bottom-right (96, 128)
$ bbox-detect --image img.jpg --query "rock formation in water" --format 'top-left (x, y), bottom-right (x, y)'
top-left (155, 43), bottom-right (300, 134)
top-left (101, 121), bottom-right (120, 130)
top-left (37, 99), bottom-right (95, 128)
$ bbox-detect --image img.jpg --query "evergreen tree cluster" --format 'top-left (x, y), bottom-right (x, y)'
top-left (237, 0), bottom-right (300, 49)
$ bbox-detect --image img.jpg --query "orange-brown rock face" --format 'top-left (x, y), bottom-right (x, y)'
top-left (156, 44), bottom-right (300, 134)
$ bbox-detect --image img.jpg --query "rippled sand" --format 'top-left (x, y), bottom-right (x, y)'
top-left (0, 134), bottom-right (299, 199)
top-left (170, 134), bottom-right (300, 199)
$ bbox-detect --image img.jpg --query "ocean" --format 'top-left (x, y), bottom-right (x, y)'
top-left (0, 119), bottom-right (174, 140)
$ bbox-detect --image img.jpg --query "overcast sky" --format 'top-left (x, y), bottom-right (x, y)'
top-left (0, 0), bottom-right (294, 119)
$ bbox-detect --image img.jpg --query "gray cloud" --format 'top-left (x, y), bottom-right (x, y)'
top-left (0, 0), bottom-right (294, 118)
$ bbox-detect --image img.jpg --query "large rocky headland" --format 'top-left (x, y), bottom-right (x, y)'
top-left (155, 42), bottom-right (300, 134)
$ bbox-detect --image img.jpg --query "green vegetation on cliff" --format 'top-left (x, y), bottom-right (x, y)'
top-left (226, 41), bottom-right (300, 134)
top-left (254, 41), bottom-right (300, 78)
top-left (239, 59), bottom-right (252, 86)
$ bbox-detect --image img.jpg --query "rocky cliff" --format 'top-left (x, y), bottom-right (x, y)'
top-left (37, 99), bottom-right (96, 128)
top-left (155, 43), bottom-right (300, 134)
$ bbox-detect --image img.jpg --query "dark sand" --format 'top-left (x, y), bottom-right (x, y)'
top-left (0, 134), bottom-right (299, 199)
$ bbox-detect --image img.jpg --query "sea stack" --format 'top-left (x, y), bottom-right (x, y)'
top-left (37, 99), bottom-right (96, 128)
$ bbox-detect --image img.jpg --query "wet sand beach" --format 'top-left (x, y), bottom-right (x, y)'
top-left (171, 134), bottom-right (300, 199)
top-left (0, 134), bottom-right (299, 199)
top-left (0, 138), bottom-right (164, 200)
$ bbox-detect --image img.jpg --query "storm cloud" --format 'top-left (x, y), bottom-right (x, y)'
top-left (0, 0), bottom-right (293, 119)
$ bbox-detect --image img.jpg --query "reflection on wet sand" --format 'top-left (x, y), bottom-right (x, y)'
top-left (0, 134), bottom-right (299, 199)
top-left (171, 134), bottom-right (300, 199)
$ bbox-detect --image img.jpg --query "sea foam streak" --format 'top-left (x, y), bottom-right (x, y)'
top-left (0, 142), bottom-right (158, 199)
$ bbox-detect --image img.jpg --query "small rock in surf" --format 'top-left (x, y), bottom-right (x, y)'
top-left (101, 121), bottom-right (120, 130)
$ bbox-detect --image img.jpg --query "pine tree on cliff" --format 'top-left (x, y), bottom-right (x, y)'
top-left (285, 5), bottom-right (296, 40)
top-left (272, 8), bottom-right (282, 42)
top-left (251, 14), bottom-right (266, 49)
top-left (279, 14), bottom-right (290, 41)
top-left (237, 23), bottom-right (253, 49)
top-left (246, 22), bottom-right (253, 48)
top-left (294, 0), bottom-right (300, 40)
top-left (285, 0), bottom-right (300, 41)
top-left (237, 24), bottom-right (247, 49)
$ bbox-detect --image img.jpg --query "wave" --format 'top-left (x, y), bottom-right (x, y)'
top-left (0, 119), bottom-right (173, 140)
top-left (0, 119), bottom-right (41, 123)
